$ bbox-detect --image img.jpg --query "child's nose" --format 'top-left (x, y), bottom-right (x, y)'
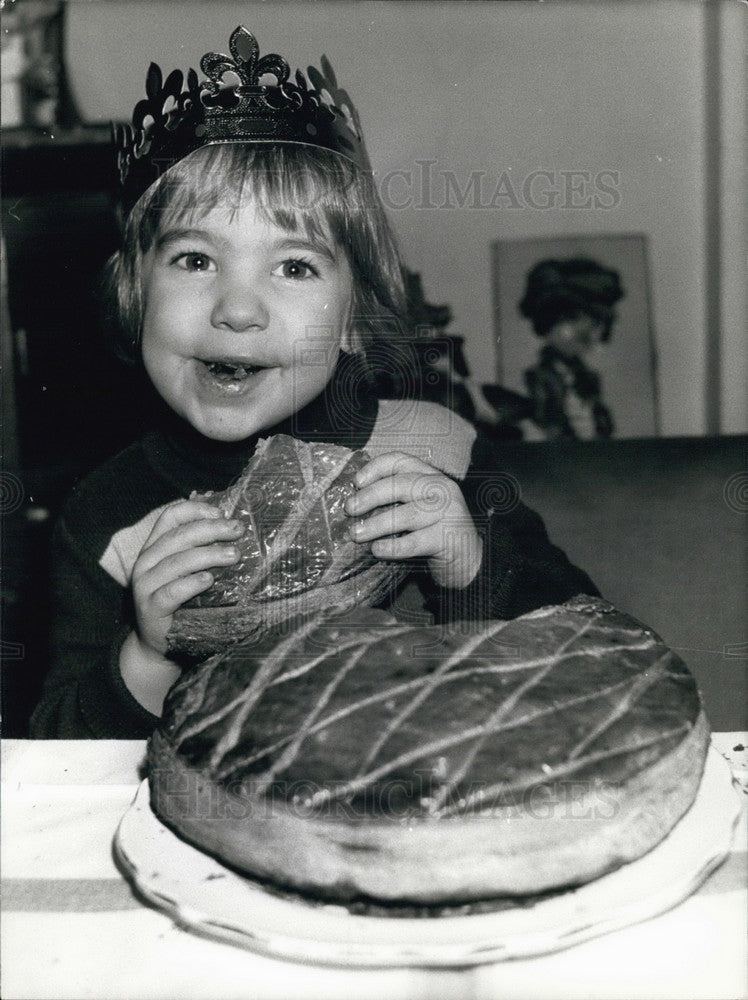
top-left (210, 275), bottom-right (270, 332)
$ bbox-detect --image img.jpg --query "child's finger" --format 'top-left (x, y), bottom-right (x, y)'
top-left (136, 516), bottom-right (243, 575)
top-left (135, 541), bottom-right (241, 600)
top-left (148, 570), bottom-right (218, 619)
top-left (143, 499), bottom-right (227, 548)
top-left (346, 473), bottom-right (413, 516)
top-left (369, 525), bottom-right (440, 562)
top-left (352, 452), bottom-right (436, 489)
top-left (349, 500), bottom-right (439, 543)
top-left (348, 471), bottom-right (461, 520)
top-left (370, 523), bottom-right (483, 589)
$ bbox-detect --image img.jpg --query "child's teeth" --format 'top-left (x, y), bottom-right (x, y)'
top-left (207, 362), bottom-right (259, 378)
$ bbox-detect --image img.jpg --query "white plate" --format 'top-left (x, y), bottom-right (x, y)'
top-left (114, 746), bottom-right (741, 968)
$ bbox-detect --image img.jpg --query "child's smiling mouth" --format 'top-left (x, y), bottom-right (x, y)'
top-left (195, 357), bottom-right (271, 394)
top-left (200, 358), bottom-right (265, 378)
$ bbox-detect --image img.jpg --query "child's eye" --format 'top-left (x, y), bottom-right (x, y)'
top-left (173, 252), bottom-right (215, 272)
top-left (273, 258), bottom-right (319, 280)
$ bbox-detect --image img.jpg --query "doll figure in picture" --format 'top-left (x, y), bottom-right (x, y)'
top-left (519, 258), bottom-right (624, 440)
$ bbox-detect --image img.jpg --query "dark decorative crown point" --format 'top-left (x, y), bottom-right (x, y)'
top-left (115, 26), bottom-right (369, 214)
top-left (200, 25), bottom-right (291, 92)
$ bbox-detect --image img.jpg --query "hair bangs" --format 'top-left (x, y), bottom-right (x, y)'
top-left (136, 144), bottom-right (355, 252)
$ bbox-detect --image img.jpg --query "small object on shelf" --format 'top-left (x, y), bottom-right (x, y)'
top-left (1, 0), bottom-right (81, 132)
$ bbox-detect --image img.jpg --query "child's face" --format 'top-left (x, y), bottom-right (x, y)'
top-left (140, 196), bottom-right (353, 441)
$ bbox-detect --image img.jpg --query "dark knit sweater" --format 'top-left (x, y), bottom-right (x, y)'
top-left (30, 359), bottom-right (597, 738)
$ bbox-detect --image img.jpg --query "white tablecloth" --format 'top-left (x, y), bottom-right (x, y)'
top-left (2, 735), bottom-right (746, 1000)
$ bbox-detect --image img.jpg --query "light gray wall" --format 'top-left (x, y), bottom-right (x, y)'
top-left (66, 0), bottom-right (746, 436)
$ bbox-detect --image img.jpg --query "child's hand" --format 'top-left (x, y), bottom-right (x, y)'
top-left (130, 500), bottom-right (243, 655)
top-left (345, 452), bottom-right (482, 589)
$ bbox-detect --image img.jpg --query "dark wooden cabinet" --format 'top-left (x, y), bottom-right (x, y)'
top-left (1, 126), bottom-right (143, 734)
top-left (3, 126), bottom-right (144, 484)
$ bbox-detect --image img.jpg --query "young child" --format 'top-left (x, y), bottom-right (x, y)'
top-left (31, 27), bottom-right (597, 738)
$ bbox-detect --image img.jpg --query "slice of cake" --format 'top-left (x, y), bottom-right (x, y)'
top-left (168, 434), bottom-right (405, 660)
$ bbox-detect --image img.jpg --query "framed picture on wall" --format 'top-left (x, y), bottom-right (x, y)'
top-left (492, 233), bottom-right (659, 440)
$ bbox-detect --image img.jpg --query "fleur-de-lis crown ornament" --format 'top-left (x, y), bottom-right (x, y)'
top-left (113, 26), bottom-right (370, 214)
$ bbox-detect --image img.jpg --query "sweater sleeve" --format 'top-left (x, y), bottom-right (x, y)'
top-left (424, 453), bottom-right (599, 624)
top-left (29, 513), bottom-right (159, 739)
top-left (430, 501), bottom-right (599, 623)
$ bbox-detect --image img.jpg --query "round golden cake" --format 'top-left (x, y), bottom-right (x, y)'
top-left (149, 596), bottom-right (710, 905)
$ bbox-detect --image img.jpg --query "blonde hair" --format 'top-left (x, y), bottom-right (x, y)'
top-left (103, 143), bottom-right (406, 361)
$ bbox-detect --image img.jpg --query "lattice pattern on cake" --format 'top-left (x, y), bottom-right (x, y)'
top-left (162, 598), bottom-right (699, 819)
